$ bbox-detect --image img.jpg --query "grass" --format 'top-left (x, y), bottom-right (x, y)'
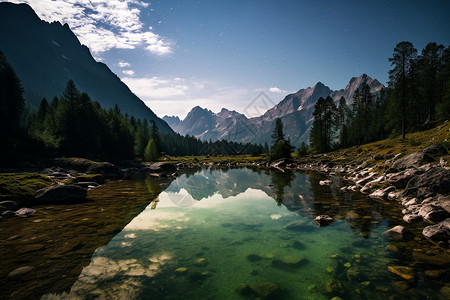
top-left (0, 173), bottom-right (54, 203)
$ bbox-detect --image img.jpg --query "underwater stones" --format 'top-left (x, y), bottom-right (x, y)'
top-left (7, 266), bottom-right (34, 277)
top-left (292, 240), bottom-right (305, 250)
top-left (34, 184), bottom-right (87, 204)
top-left (325, 278), bottom-right (345, 296)
top-left (424, 269), bottom-right (445, 279)
top-left (388, 266), bottom-right (414, 281)
top-left (235, 283), bottom-right (253, 296)
top-left (315, 215), bottom-right (334, 226)
top-left (174, 267), bottom-right (188, 275)
top-left (346, 267), bottom-right (361, 282)
top-left (194, 258), bottom-right (208, 267)
top-left (284, 219), bottom-right (314, 231)
top-left (188, 271), bottom-right (212, 282)
top-left (246, 254), bottom-right (262, 262)
top-left (422, 218), bottom-right (450, 242)
top-left (250, 281), bottom-right (280, 299)
top-left (272, 254), bottom-right (307, 270)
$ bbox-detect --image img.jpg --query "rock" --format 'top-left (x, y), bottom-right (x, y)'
top-left (388, 191), bottom-right (402, 201)
top-left (235, 283), bottom-right (253, 296)
top-left (392, 152), bottom-right (434, 170)
top-left (72, 182), bottom-right (100, 189)
top-left (285, 219), bottom-right (315, 231)
top-left (325, 278), bottom-right (344, 295)
top-left (292, 240), bottom-right (305, 250)
top-left (418, 204), bottom-right (450, 222)
top-left (422, 218), bottom-right (450, 242)
top-left (388, 266), bottom-right (414, 281)
top-left (2, 210), bottom-right (16, 217)
top-left (272, 254), bottom-right (307, 269)
top-left (319, 180), bottom-right (332, 186)
top-left (246, 254), bottom-right (262, 262)
top-left (0, 200), bottom-right (18, 211)
top-left (35, 184), bottom-right (87, 204)
top-left (87, 162), bottom-right (122, 178)
top-left (403, 214), bottom-right (422, 223)
top-left (148, 162), bottom-right (177, 173)
top-left (422, 143), bottom-right (448, 156)
top-left (387, 170), bottom-right (419, 189)
top-left (356, 173), bottom-right (378, 187)
top-left (270, 158), bottom-right (294, 169)
top-left (15, 207), bottom-right (36, 216)
top-left (347, 267), bottom-right (361, 282)
top-left (369, 189), bottom-right (386, 199)
top-left (7, 266), bottom-right (34, 277)
top-left (440, 285), bottom-right (450, 298)
top-left (194, 258), bottom-right (208, 266)
top-left (383, 225), bottom-right (410, 240)
top-left (402, 167), bottom-right (450, 199)
top-left (174, 267), bottom-right (188, 275)
top-left (250, 281), bottom-right (280, 299)
top-left (424, 269), bottom-right (446, 278)
top-left (437, 194), bottom-right (450, 214)
top-left (314, 215), bottom-right (334, 226)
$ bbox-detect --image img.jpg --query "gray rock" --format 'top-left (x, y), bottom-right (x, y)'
top-left (402, 167), bottom-right (450, 199)
top-left (392, 152), bottom-right (434, 170)
top-left (7, 266), bottom-right (34, 277)
top-left (35, 184), bottom-right (87, 204)
top-left (387, 170), bottom-right (420, 189)
top-left (0, 200), bottom-right (18, 211)
top-left (422, 143), bottom-right (448, 156)
top-left (2, 210), bottom-right (16, 217)
top-left (148, 162), bottom-right (177, 173)
top-left (315, 215), bottom-right (334, 226)
top-left (418, 204), bottom-right (450, 223)
top-left (422, 218), bottom-right (450, 241)
top-left (15, 208), bottom-right (36, 216)
top-left (319, 180), bottom-right (332, 186)
top-left (384, 225), bottom-right (410, 239)
top-left (403, 214), bottom-right (422, 223)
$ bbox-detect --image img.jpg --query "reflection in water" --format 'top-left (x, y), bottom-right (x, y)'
top-left (40, 167), bottom-right (449, 300)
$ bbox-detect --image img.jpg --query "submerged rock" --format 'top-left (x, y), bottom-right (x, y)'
top-left (246, 254), bottom-right (262, 262)
top-left (272, 254), bottom-right (307, 270)
top-left (7, 266), bottom-right (34, 277)
top-left (285, 219), bottom-right (315, 231)
top-left (383, 225), bottom-right (410, 239)
top-left (34, 184), bottom-right (87, 204)
top-left (388, 265), bottom-right (414, 281)
top-left (315, 215), bottom-right (334, 226)
top-left (325, 278), bottom-right (345, 295)
top-left (250, 281), bottom-right (281, 299)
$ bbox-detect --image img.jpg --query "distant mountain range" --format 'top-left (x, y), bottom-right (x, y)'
top-left (0, 2), bottom-right (172, 133)
top-left (164, 74), bottom-right (384, 146)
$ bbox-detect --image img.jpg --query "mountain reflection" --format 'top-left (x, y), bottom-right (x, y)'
top-left (160, 167), bottom-right (393, 237)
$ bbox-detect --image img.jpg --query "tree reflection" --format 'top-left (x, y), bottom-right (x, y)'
top-left (269, 170), bottom-right (295, 205)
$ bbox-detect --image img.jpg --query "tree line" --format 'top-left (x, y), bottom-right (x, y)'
top-left (0, 51), bottom-right (267, 164)
top-left (309, 41), bottom-right (450, 153)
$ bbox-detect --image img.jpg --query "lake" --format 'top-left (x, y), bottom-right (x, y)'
top-left (1, 167), bottom-right (449, 299)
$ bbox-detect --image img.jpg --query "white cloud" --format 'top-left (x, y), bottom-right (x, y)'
top-left (268, 87), bottom-right (286, 93)
top-left (6, 0), bottom-right (173, 56)
top-left (122, 69), bottom-right (135, 75)
top-left (122, 76), bottom-right (189, 100)
top-left (118, 61), bottom-right (131, 68)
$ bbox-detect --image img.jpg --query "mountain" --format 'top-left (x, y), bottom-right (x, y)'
top-left (0, 2), bottom-right (172, 133)
top-left (165, 74), bottom-right (385, 147)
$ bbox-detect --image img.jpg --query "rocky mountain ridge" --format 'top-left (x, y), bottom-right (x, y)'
top-left (0, 2), bottom-right (172, 133)
top-left (164, 74), bottom-right (385, 147)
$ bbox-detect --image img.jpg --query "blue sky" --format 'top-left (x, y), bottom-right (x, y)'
top-left (5, 0), bottom-right (450, 118)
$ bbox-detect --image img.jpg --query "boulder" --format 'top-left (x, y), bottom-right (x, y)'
top-left (402, 167), bottom-right (450, 199)
top-left (270, 158), bottom-right (294, 169)
top-left (422, 143), bottom-right (448, 156)
top-left (388, 266), bottom-right (414, 281)
top-left (392, 152), bottom-right (434, 170)
top-left (383, 225), bottom-right (410, 240)
top-left (35, 184), bottom-right (88, 204)
top-left (418, 204), bottom-right (450, 223)
top-left (87, 162), bottom-right (122, 178)
top-left (15, 208), bottom-right (36, 216)
top-left (148, 162), bottom-right (177, 173)
top-left (285, 219), bottom-right (315, 231)
top-left (387, 170), bottom-right (419, 189)
top-left (319, 180), bottom-right (332, 186)
top-left (422, 218), bottom-right (450, 242)
top-left (7, 266), bottom-right (34, 277)
top-left (315, 215), bottom-right (334, 226)
top-left (250, 282), bottom-right (281, 299)
top-left (403, 214), bottom-right (422, 223)
top-left (0, 200), bottom-right (18, 211)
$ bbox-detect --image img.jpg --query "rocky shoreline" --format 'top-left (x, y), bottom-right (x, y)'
top-left (1, 145), bottom-right (449, 249)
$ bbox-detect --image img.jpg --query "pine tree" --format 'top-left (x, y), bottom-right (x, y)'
top-left (310, 96), bottom-right (336, 152)
top-left (144, 139), bottom-right (159, 161)
top-left (388, 41), bottom-right (418, 139)
top-left (271, 118), bottom-right (285, 147)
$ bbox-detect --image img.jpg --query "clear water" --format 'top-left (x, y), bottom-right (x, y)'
top-left (38, 167), bottom-right (449, 300)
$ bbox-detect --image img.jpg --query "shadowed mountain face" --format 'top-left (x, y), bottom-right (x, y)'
top-left (0, 2), bottom-right (172, 133)
top-left (163, 74), bottom-right (384, 146)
